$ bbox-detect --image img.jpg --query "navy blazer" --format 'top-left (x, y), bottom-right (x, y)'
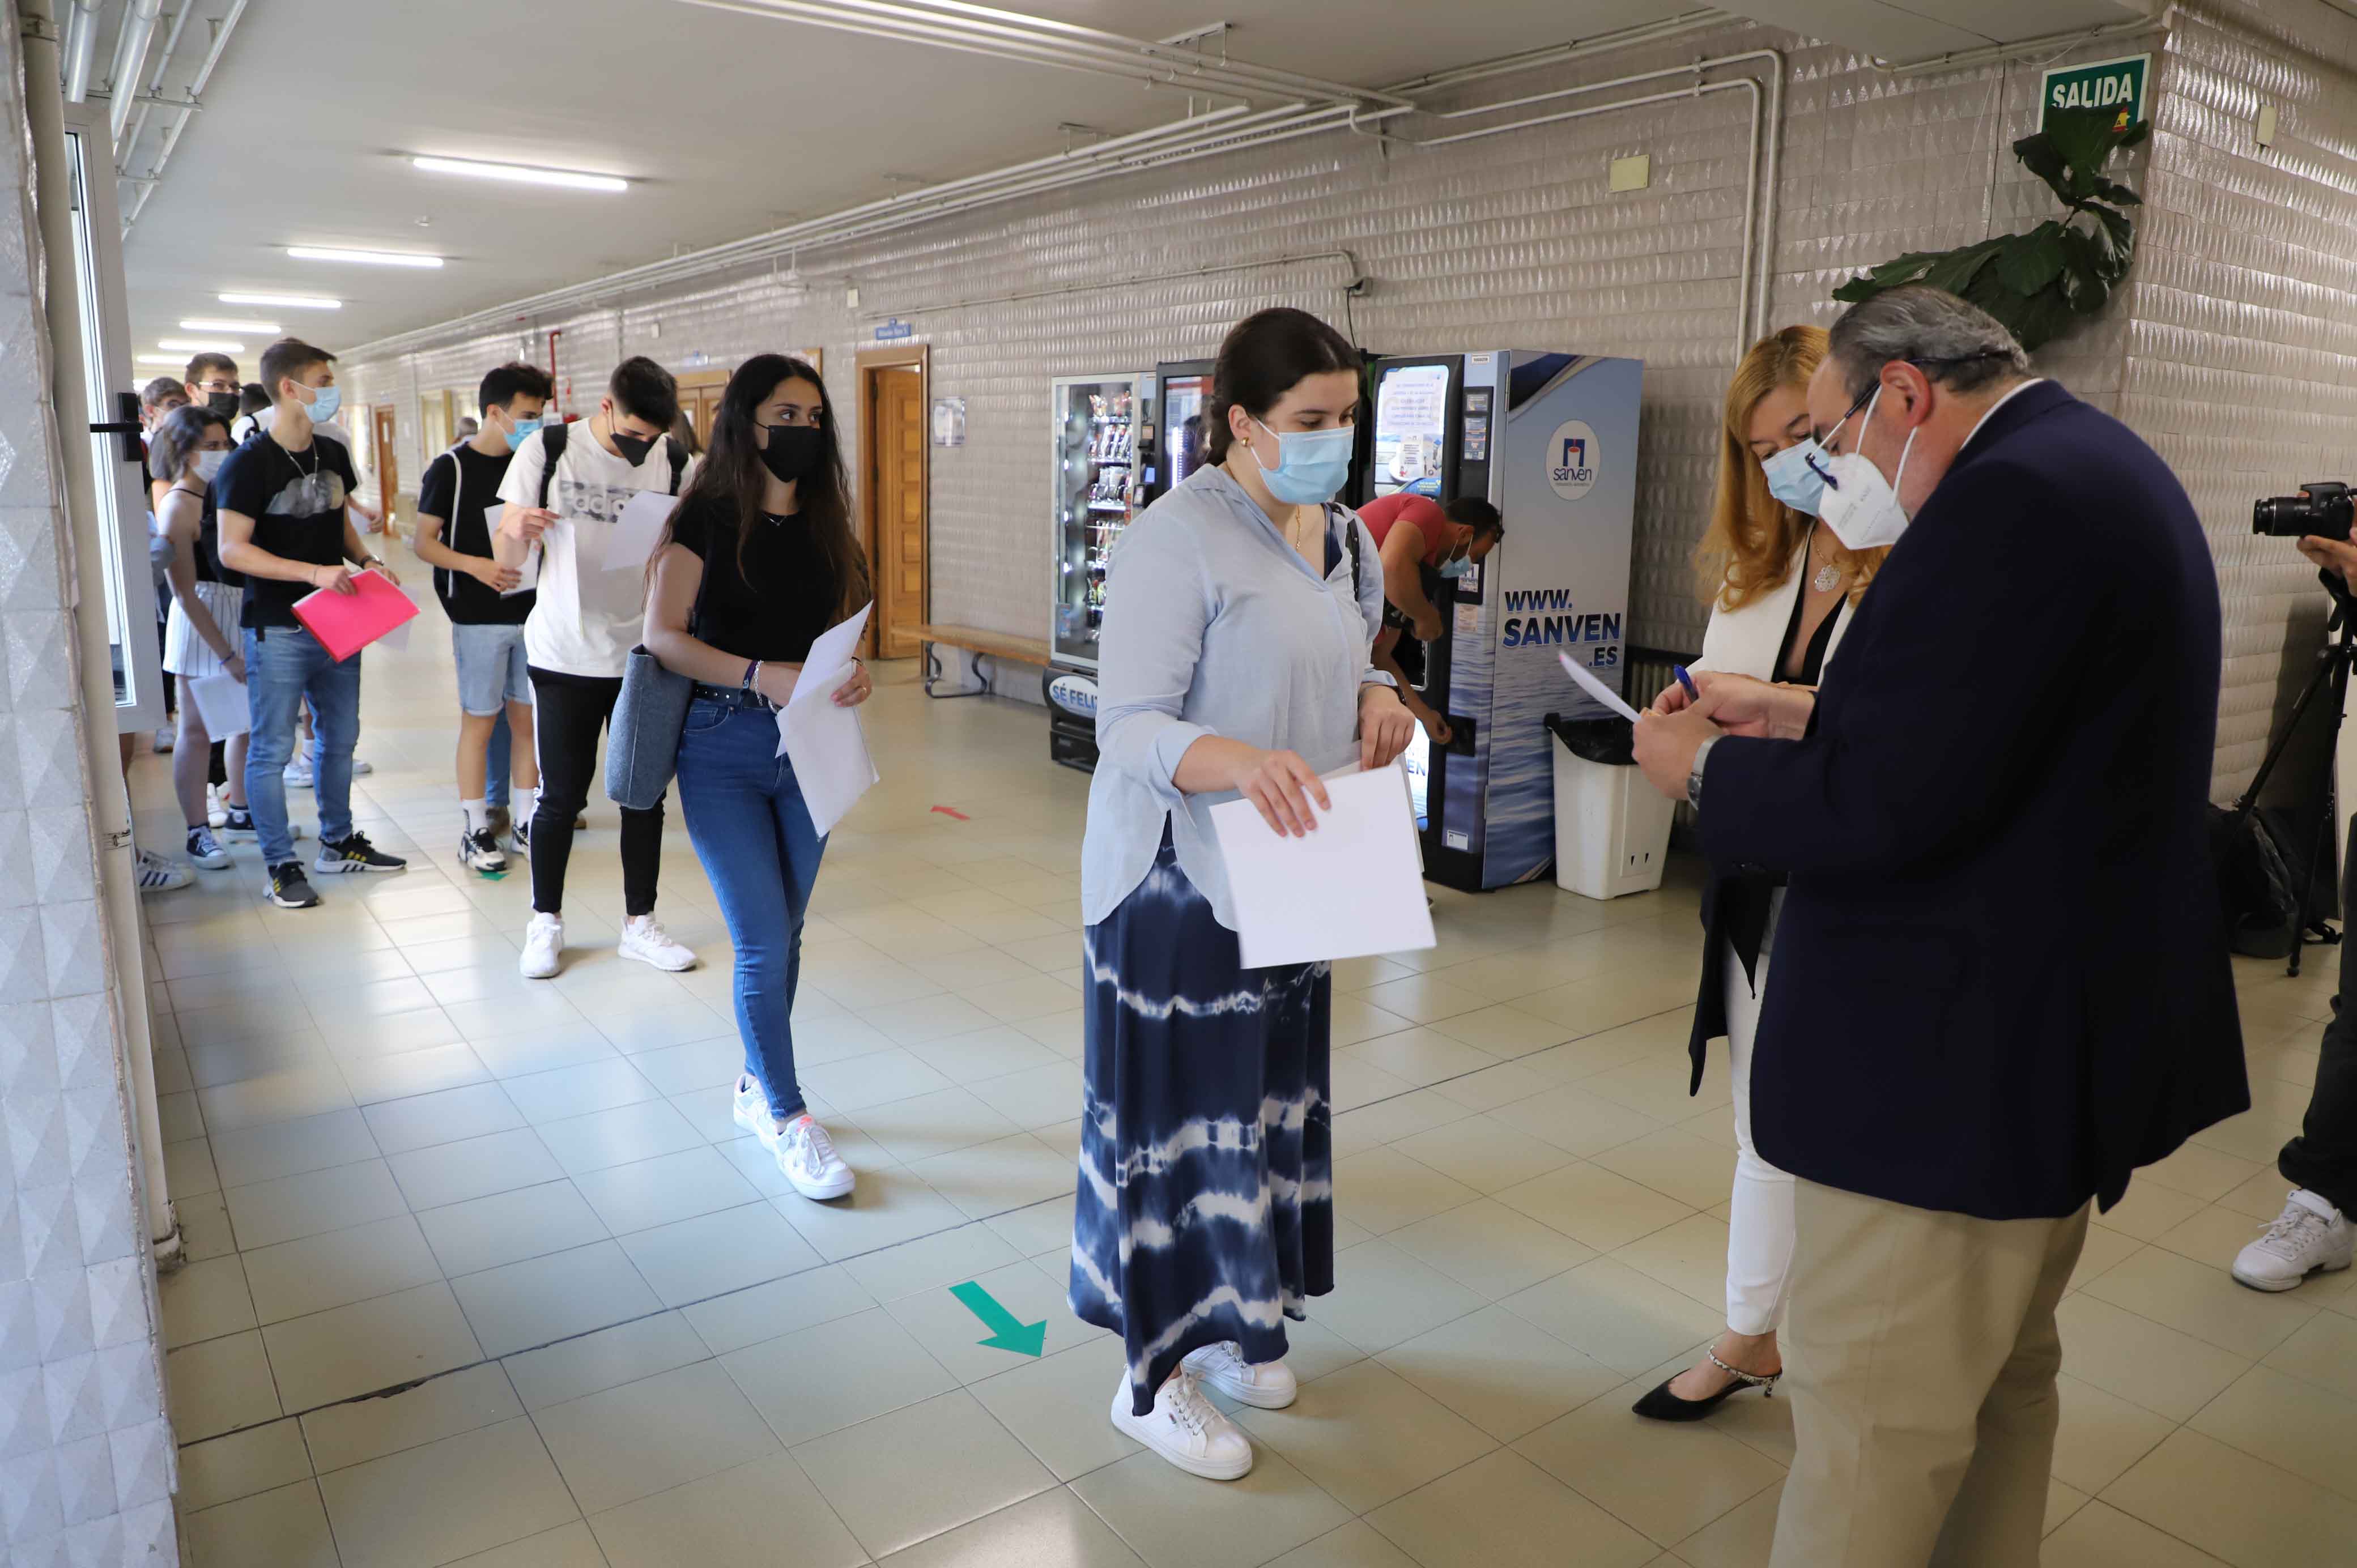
top-left (1698, 381), bottom-right (2248, 1221)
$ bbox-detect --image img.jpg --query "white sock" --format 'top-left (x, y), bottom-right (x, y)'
top-left (462, 798), bottom-right (488, 833)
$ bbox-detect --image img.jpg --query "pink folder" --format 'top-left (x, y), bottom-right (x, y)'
top-left (292, 569), bottom-right (420, 662)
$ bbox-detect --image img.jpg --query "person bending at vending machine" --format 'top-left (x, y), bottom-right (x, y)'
top-left (644, 355), bottom-right (872, 1202)
top-left (1358, 491), bottom-right (1503, 743)
top-left (1071, 306), bottom-right (1416, 1482)
top-left (1630, 325), bottom-right (1886, 1425)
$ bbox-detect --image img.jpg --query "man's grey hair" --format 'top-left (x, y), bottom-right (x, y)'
top-left (1827, 286), bottom-right (2031, 399)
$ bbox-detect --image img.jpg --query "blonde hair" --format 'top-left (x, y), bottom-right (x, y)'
top-left (1695, 325), bottom-right (1884, 611)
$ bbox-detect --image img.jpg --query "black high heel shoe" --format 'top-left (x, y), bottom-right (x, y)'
top-left (1631, 1349), bottom-right (1781, 1422)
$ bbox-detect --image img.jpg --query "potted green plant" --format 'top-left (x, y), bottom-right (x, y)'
top-left (1831, 107), bottom-right (2152, 351)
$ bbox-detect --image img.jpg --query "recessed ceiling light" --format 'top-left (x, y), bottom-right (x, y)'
top-left (411, 155), bottom-right (627, 193)
top-left (180, 317), bottom-right (280, 334)
top-left (158, 338), bottom-right (244, 352)
top-left (219, 292), bottom-right (341, 310)
top-left (287, 246), bottom-right (444, 269)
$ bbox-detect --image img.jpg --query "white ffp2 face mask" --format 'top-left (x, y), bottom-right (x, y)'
top-left (1808, 386), bottom-right (1917, 551)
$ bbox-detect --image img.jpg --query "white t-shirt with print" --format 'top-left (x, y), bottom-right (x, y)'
top-left (496, 423), bottom-right (695, 678)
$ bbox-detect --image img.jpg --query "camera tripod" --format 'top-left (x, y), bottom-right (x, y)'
top-left (2227, 574), bottom-right (2355, 977)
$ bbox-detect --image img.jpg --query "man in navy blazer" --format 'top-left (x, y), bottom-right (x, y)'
top-left (1635, 286), bottom-right (2247, 1567)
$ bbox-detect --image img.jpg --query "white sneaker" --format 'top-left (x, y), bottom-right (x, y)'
top-left (518, 912), bottom-right (564, 979)
top-left (733, 1075), bottom-right (785, 1149)
top-left (775, 1114), bottom-right (855, 1200)
top-left (282, 757), bottom-right (314, 789)
top-left (351, 759), bottom-right (373, 776)
top-left (134, 847), bottom-right (192, 892)
top-left (206, 785), bottom-right (228, 829)
top-left (1182, 1342), bottom-right (1298, 1409)
top-left (618, 914), bottom-right (697, 972)
top-left (2233, 1189), bottom-right (2354, 1292)
top-left (1112, 1369), bottom-right (1253, 1481)
top-left (153, 723), bottom-right (176, 753)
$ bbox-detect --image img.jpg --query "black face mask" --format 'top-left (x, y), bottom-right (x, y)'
top-left (611, 429), bottom-right (658, 467)
top-left (758, 425), bottom-right (823, 487)
top-left (206, 391), bottom-right (240, 419)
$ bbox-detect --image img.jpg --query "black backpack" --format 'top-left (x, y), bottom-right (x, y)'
top-left (535, 420), bottom-right (687, 508)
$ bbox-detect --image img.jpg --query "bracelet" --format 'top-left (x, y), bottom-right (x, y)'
top-left (742, 659), bottom-right (760, 692)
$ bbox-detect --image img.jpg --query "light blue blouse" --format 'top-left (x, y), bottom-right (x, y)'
top-left (1080, 463), bottom-right (1392, 930)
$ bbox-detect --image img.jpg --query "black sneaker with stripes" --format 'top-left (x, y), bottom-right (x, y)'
top-left (267, 862), bottom-right (320, 909)
top-left (314, 832), bottom-right (407, 875)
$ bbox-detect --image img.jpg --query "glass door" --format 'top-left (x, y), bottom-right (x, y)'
top-left (1049, 373), bottom-right (1138, 670)
top-left (61, 105), bottom-right (162, 731)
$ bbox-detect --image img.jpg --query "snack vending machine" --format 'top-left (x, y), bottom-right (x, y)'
top-left (1367, 350), bottom-right (1644, 891)
top-left (1045, 372), bottom-right (1147, 771)
top-left (1145, 358), bottom-right (1215, 505)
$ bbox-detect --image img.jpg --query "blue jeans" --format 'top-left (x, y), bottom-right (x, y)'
top-left (245, 626), bottom-right (359, 866)
top-left (677, 697), bottom-right (825, 1120)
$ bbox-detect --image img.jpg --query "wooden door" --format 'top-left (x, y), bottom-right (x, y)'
top-left (869, 363), bottom-right (926, 659)
top-left (371, 404), bottom-right (398, 526)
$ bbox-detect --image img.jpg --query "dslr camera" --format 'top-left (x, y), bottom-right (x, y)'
top-left (2254, 482), bottom-right (2354, 542)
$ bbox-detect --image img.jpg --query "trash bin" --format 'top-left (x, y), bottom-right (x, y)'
top-left (1547, 714), bottom-right (1675, 901)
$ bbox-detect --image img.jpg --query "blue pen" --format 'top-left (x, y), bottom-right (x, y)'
top-left (1673, 665), bottom-right (1701, 704)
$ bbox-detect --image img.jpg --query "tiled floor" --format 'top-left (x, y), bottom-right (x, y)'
top-left (133, 547), bottom-right (2357, 1567)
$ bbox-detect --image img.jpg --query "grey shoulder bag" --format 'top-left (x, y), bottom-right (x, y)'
top-left (604, 514), bottom-right (709, 812)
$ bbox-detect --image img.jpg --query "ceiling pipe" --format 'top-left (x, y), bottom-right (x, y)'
top-left (675, 0), bottom-right (1410, 110)
top-left (120, 0), bottom-right (196, 174)
top-left (60, 0), bottom-right (100, 100)
top-left (1873, 9), bottom-right (2165, 78)
top-left (107, 0), bottom-right (165, 142)
top-left (122, 0), bottom-right (245, 231)
top-left (1384, 9), bottom-right (1731, 94)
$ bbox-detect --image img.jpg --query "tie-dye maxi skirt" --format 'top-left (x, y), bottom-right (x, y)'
top-left (1069, 833), bottom-right (1334, 1417)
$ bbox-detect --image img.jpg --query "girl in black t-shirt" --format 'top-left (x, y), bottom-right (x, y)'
top-left (644, 354), bottom-right (874, 1202)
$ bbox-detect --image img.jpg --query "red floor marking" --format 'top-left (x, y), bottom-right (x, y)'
top-left (931, 805), bottom-right (970, 820)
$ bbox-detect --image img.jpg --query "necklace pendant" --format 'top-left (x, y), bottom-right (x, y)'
top-left (1813, 562), bottom-right (1844, 593)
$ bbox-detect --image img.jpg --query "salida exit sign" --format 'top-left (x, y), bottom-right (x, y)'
top-left (2041, 53), bottom-right (2149, 135)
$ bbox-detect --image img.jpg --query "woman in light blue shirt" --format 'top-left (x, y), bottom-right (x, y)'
top-left (1069, 307), bottom-right (1416, 1481)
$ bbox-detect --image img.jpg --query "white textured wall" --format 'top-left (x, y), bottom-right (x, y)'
top-left (0, 11), bottom-right (181, 1564)
top-left (342, 6), bottom-right (2357, 792)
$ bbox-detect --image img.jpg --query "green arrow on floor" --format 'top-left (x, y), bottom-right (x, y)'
top-left (950, 1280), bottom-right (1046, 1357)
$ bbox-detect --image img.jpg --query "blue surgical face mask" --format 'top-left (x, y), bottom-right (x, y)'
top-left (1436, 554), bottom-right (1473, 580)
top-left (299, 382), bottom-right (342, 424)
top-left (1248, 415), bottom-right (1353, 506)
top-left (504, 416), bottom-right (543, 453)
top-left (1761, 438), bottom-right (1827, 517)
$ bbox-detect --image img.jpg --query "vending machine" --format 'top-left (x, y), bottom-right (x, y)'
top-left (1367, 350), bottom-right (1644, 891)
top-left (1045, 372), bottom-right (1148, 771)
top-left (1145, 358), bottom-right (1216, 505)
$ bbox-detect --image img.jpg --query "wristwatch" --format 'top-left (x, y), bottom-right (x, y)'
top-left (1687, 735), bottom-right (1721, 812)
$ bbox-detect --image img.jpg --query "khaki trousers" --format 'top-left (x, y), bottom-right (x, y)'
top-left (1768, 1179), bottom-right (2091, 1568)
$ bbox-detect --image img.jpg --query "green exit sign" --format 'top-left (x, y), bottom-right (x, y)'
top-left (2041, 53), bottom-right (2150, 135)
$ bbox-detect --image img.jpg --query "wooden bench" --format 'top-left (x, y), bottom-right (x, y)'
top-left (909, 623), bottom-right (1052, 698)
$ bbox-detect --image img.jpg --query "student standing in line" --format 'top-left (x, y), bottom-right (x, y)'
top-left (643, 353), bottom-right (869, 1200)
top-left (414, 361), bottom-right (552, 876)
top-left (141, 376), bottom-right (194, 754)
top-left (1071, 307), bottom-right (1416, 1480)
top-left (185, 352), bottom-right (242, 421)
top-left (150, 405), bottom-right (246, 872)
top-left (215, 337), bottom-right (409, 909)
top-left (495, 356), bottom-right (700, 978)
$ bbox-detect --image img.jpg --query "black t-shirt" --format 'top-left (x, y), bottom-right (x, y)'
top-left (212, 432), bottom-right (360, 628)
top-left (670, 493), bottom-right (839, 664)
top-left (419, 444), bottom-right (530, 625)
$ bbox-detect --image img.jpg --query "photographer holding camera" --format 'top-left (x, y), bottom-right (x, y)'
top-left (2228, 488), bottom-right (2357, 1291)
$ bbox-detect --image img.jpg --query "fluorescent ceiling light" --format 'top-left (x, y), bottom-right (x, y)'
top-left (181, 317), bottom-right (280, 334)
top-left (158, 338), bottom-right (244, 352)
top-left (220, 292), bottom-right (341, 309)
top-left (135, 354), bottom-right (188, 367)
top-left (412, 155), bottom-right (627, 193)
top-left (287, 246), bottom-right (444, 269)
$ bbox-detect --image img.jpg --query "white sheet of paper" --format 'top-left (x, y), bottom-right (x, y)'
top-left (375, 610), bottom-right (412, 653)
top-left (500, 533), bottom-right (542, 598)
top-left (1558, 651), bottom-right (1643, 723)
top-left (185, 673), bottom-right (250, 740)
top-left (602, 489), bottom-right (675, 573)
top-left (773, 603), bottom-right (878, 836)
top-left (1211, 762), bottom-right (1436, 969)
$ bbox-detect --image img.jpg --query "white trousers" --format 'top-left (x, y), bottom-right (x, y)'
top-left (1723, 925), bottom-right (1797, 1337)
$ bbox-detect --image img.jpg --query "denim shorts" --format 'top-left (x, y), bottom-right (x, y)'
top-left (452, 623), bottom-right (531, 716)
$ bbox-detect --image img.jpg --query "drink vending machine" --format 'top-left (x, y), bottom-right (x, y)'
top-left (1044, 372), bottom-right (1148, 771)
top-left (1368, 350), bottom-right (1644, 892)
